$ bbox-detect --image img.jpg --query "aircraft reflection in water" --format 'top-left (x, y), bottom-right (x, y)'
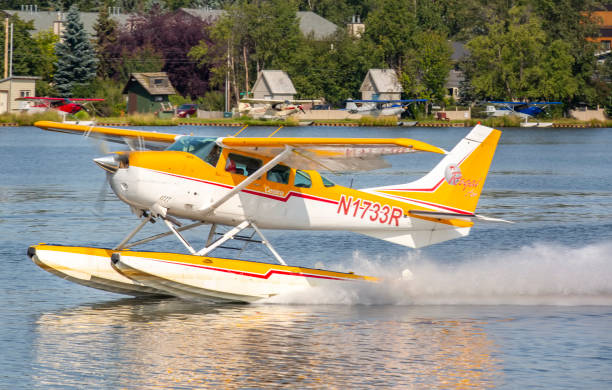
top-left (33, 299), bottom-right (502, 388)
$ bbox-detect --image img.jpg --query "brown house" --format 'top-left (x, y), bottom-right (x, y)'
top-left (592, 5), bottom-right (612, 52)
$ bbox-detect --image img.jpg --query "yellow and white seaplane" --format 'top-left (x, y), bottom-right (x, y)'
top-left (28, 120), bottom-right (504, 303)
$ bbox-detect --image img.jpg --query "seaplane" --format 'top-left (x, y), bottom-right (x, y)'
top-left (17, 96), bottom-right (105, 115)
top-left (238, 98), bottom-right (322, 120)
top-left (484, 101), bottom-right (562, 127)
top-left (345, 99), bottom-right (428, 117)
top-left (27, 120), bottom-right (505, 303)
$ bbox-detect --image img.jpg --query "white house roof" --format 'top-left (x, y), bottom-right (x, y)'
top-left (360, 69), bottom-right (403, 93)
top-left (253, 70), bottom-right (297, 95)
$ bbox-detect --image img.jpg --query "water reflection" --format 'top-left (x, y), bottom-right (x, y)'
top-left (33, 298), bottom-right (502, 388)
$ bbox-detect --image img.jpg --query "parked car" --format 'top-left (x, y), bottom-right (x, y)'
top-left (176, 104), bottom-right (198, 118)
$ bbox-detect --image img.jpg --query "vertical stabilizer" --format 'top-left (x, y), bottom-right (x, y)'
top-left (368, 125), bottom-right (501, 215)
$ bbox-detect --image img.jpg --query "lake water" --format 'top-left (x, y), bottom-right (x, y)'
top-left (1, 125), bottom-right (611, 388)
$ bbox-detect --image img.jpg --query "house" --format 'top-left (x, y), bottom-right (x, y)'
top-left (0, 76), bottom-right (40, 114)
top-left (251, 70), bottom-right (297, 100)
top-left (359, 69), bottom-right (403, 100)
top-left (122, 72), bottom-right (176, 115)
top-left (444, 42), bottom-right (469, 101)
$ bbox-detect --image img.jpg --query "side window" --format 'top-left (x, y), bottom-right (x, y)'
top-left (267, 164), bottom-right (290, 184)
top-left (294, 170), bottom-right (311, 188)
top-left (321, 175), bottom-right (335, 187)
top-left (226, 153), bottom-right (262, 176)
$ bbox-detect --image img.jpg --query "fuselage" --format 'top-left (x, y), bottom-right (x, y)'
top-left (107, 146), bottom-right (448, 233)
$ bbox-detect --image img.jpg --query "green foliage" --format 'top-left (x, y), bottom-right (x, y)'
top-left (362, 0), bottom-right (417, 69)
top-left (0, 110), bottom-right (62, 125)
top-left (465, 6), bottom-right (577, 101)
top-left (33, 29), bottom-right (58, 81)
top-left (54, 5), bottom-right (98, 97)
top-left (93, 3), bottom-right (118, 79)
top-left (0, 15), bottom-right (47, 77)
top-left (358, 115), bottom-right (398, 126)
top-left (400, 31), bottom-right (452, 101)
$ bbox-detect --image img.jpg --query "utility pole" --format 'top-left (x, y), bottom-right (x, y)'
top-left (9, 22), bottom-right (13, 77)
top-left (3, 18), bottom-right (8, 79)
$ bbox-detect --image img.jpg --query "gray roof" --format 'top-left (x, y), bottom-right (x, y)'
top-left (0, 75), bottom-right (41, 83)
top-left (360, 69), bottom-right (403, 93)
top-left (296, 11), bottom-right (338, 39)
top-left (179, 8), bottom-right (225, 23)
top-left (4, 10), bottom-right (129, 36)
top-left (451, 41), bottom-right (469, 62)
top-left (123, 72), bottom-right (176, 95)
top-left (4, 8), bottom-right (338, 39)
top-left (445, 69), bottom-right (465, 89)
top-left (253, 70), bottom-right (297, 95)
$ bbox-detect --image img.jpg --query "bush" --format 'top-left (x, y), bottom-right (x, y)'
top-left (358, 115), bottom-right (398, 126)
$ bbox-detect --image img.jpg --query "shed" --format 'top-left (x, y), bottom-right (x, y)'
top-left (122, 72), bottom-right (176, 114)
top-left (0, 76), bottom-right (41, 114)
top-left (359, 69), bottom-right (402, 100)
top-left (251, 70), bottom-right (297, 100)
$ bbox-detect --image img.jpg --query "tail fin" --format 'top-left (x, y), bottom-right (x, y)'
top-left (370, 124), bottom-right (501, 215)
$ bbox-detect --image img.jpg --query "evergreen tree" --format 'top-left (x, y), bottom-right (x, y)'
top-left (54, 5), bottom-right (97, 97)
top-left (93, 4), bottom-right (118, 78)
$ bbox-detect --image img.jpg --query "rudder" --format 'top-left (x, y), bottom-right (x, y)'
top-left (368, 125), bottom-right (501, 215)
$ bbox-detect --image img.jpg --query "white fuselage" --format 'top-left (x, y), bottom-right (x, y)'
top-left (109, 166), bottom-right (417, 233)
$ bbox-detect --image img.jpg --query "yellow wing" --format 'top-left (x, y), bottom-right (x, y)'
top-left (218, 136), bottom-right (447, 172)
top-left (34, 121), bottom-right (181, 150)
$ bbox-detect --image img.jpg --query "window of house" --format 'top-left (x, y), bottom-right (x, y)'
top-left (154, 96), bottom-right (163, 102)
top-left (603, 41), bottom-right (611, 51)
top-left (267, 164), bottom-right (290, 184)
top-left (20, 90), bottom-right (30, 98)
top-left (294, 170), bottom-right (311, 188)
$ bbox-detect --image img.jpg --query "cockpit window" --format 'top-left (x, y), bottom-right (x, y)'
top-left (226, 153), bottom-right (262, 176)
top-left (294, 170), bottom-right (311, 188)
top-left (321, 175), bottom-right (335, 187)
top-left (267, 164), bottom-right (290, 184)
top-left (166, 137), bottom-right (221, 167)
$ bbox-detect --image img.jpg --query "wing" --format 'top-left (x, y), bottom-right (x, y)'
top-left (218, 137), bottom-right (447, 172)
top-left (16, 96), bottom-right (64, 101)
top-left (241, 98), bottom-right (322, 104)
top-left (34, 121), bottom-right (180, 150)
top-left (70, 98), bottom-right (105, 102)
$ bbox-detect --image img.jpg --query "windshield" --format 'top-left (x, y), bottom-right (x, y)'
top-left (166, 137), bottom-right (221, 167)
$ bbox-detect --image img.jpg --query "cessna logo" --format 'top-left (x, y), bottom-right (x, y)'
top-left (444, 164), bottom-right (462, 185)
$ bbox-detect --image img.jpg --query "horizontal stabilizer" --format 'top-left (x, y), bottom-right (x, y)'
top-left (357, 226), bottom-right (471, 249)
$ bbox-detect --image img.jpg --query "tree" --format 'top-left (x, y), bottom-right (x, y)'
top-left (362, 0), bottom-right (417, 69)
top-left (54, 5), bottom-right (97, 97)
top-left (0, 15), bottom-right (47, 77)
top-left (400, 31), bottom-right (452, 101)
top-left (106, 7), bottom-right (214, 97)
top-left (93, 3), bottom-right (118, 78)
top-left (464, 6), bottom-right (577, 101)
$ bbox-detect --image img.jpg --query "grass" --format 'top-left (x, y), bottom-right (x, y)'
top-left (358, 115), bottom-right (398, 126)
top-left (0, 111), bottom-right (62, 125)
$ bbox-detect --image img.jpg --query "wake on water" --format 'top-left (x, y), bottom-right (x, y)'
top-left (263, 241), bottom-right (612, 306)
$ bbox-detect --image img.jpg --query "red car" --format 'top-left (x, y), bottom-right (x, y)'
top-left (176, 104), bottom-right (198, 118)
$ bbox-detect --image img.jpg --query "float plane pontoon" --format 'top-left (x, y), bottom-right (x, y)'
top-left (28, 121), bottom-right (504, 302)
